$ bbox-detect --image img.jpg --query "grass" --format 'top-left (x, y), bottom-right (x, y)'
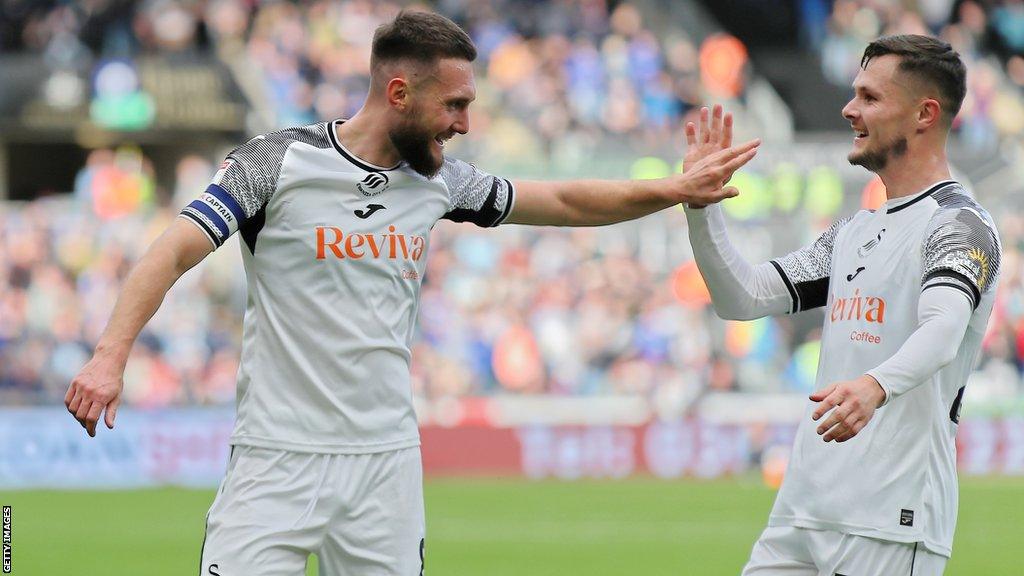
top-left (1, 476), bottom-right (1020, 575)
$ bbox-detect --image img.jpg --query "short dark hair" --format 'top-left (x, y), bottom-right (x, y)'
top-left (371, 10), bottom-right (477, 72)
top-left (861, 34), bottom-right (966, 124)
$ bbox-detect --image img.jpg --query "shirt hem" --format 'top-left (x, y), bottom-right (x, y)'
top-left (768, 515), bottom-right (952, 557)
top-left (229, 434), bottom-right (421, 455)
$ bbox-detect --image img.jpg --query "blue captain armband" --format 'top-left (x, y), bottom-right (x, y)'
top-left (180, 184), bottom-right (247, 247)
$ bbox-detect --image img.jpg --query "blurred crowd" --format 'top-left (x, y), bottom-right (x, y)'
top-left (811, 0), bottom-right (1024, 150)
top-left (1, 0), bottom-right (748, 161)
top-left (8, 0), bottom-right (1024, 153)
top-left (2, 153), bottom-right (1022, 408)
top-left (1, 1), bottom-right (1023, 409)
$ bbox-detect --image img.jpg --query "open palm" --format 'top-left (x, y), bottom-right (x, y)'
top-left (683, 105), bottom-right (737, 208)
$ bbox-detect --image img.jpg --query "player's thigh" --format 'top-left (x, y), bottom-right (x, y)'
top-left (319, 447), bottom-right (426, 576)
top-left (742, 526), bottom-right (818, 576)
top-left (200, 446), bottom-right (321, 576)
top-left (825, 536), bottom-right (947, 576)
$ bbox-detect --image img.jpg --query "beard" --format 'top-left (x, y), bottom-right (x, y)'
top-left (848, 135), bottom-right (908, 172)
top-left (389, 116), bottom-right (443, 178)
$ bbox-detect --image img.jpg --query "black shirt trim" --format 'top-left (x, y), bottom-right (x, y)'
top-left (923, 268), bottom-right (980, 310)
top-left (328, 120), bottom-right (401, 172)
top-left (496, 178), bottom-right (515, 225)
top-left (770, 260), bottom-right (799, 314)
top-left (886, 180), bottom-right (957, 214)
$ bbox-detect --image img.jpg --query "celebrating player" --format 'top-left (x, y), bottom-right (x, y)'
top-left (63, 9), bottom-right (758, 576)
top-left (683, 36), bottom-right (1000, 575)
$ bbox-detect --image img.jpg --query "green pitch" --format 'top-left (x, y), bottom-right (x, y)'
top-left (1, 476), bottom-right (1020, 575)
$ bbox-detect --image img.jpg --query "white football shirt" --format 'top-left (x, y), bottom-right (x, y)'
top-left (767, 181), bottom-right (1001, 556)
top-left (179, 120), bottom-right (514, 453)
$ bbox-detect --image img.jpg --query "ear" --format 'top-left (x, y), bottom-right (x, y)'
top-left (917, 98), bottom-right (943, 132)
top-left (386, 77), bottom-right (410, 111)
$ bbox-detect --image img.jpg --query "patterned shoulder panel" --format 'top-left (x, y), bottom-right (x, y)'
top-left (769, 215), bottom-right (855, 314)
top-left (218, 123), bottom-right (332, 218)
top-left (921, 186), bottom-right (1001, 310)
top-left (180, 123), bottom-right (331, 249)
top-left (438, 157), bottom-right (514, 228)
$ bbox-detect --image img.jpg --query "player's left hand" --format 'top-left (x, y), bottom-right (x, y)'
top-left (810, 375), bottom-right (886, 442)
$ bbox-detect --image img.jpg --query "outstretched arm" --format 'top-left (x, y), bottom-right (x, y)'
top-left (65, 218), bottom-right (215, 436)
top-left (504, 136), bottom-right (759, 226)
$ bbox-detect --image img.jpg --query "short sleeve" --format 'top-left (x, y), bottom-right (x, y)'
top-left (179, 137), bottom-right (284, 248)
top-left (178, 124), bottom-right (330, 249)
top-left (438, 157), bottom-right (514, 227)
top-left (769, 216), bottom-right (853, 314)
top-left (921, 207), bottom-right (1001, 310)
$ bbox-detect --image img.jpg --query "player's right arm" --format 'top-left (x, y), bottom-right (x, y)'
top-left (65, 130), bottom-right (286, 437)
top-left (65, 219), bottom-right (215, 437)
top-left (65, 130), bottom-right (286, 436)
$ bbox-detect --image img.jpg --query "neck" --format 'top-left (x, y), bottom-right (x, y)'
top-left (336, 105), bottom-right (401, 167)
top-left (877, 143), bottom-right (951, 200)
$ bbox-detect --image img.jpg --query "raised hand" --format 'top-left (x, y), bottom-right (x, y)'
top-left (679, 104), bottom-right (757, 208)
top-left (685, 105), bottom-right (734, 170)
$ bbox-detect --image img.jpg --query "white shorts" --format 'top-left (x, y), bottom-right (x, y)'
top-left (742, 526), bottom-right (947, 576)
top-left (199, 445), bottom-right (425, 576)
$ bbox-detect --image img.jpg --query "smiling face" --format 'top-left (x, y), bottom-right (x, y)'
top-left (842, 54), bottom-right (920, 173)
top-left (388, 58), bottom-right (475, 178)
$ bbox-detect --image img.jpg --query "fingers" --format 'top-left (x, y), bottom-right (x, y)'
top-left (816, 401), bottom-right (860, 441)
top-left (66, 383), bottom-right (87, 428)
top-left (723, 112), bottom-right (733, 149)
top-left (697, 138), bottom-right (759, 182)
top-left (65, 383), bottom-right (89, 433)
top-left (821, 412), bottom-right (867, 442)
top-left (66, 384), bottom-right (84, 416)
top-left (832, 420), bottom-right (866, 442)
top-left (685, 122), bottom-right (697, 147)
top-left (711, 104), bottom-right (723, 145)
top-left (809, 382), bottom-right (836, 405)
top-left (813, 384), bottom-right (870, 442)
top-left (721, 147), bottom-right (758, 176)
top-left (700, 106), bottom-right (711, 144)
top-left (705, 137), bottom-right (759, 164)
top-left (75, 396), bottom-right (93, 425)
top-left (720, 138), bottom-right (760, 169)
top-left (816, 402), bottom-right (845, 435)
top-left (66, 375), bottom-right (119, 436)
top-left (105, 396), bottom-right (120, 430)
top-left (728, 138), bottom-right (761, 157)
top-left (85, 402), bottom-right (104, 437)
top-left (811, 384), bottom-right (842, 421)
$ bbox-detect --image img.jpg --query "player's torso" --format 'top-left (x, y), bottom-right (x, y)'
top-left (775, 186), bottom-right (996, 551)
top-left (778, 197), bottom-right (949, 540)
top-left (253, 144), bottom-right (451, 296)
top-left (817, 206), bottom-right (931, 381)
top-left (231, 142), bottom-right (454, 451)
